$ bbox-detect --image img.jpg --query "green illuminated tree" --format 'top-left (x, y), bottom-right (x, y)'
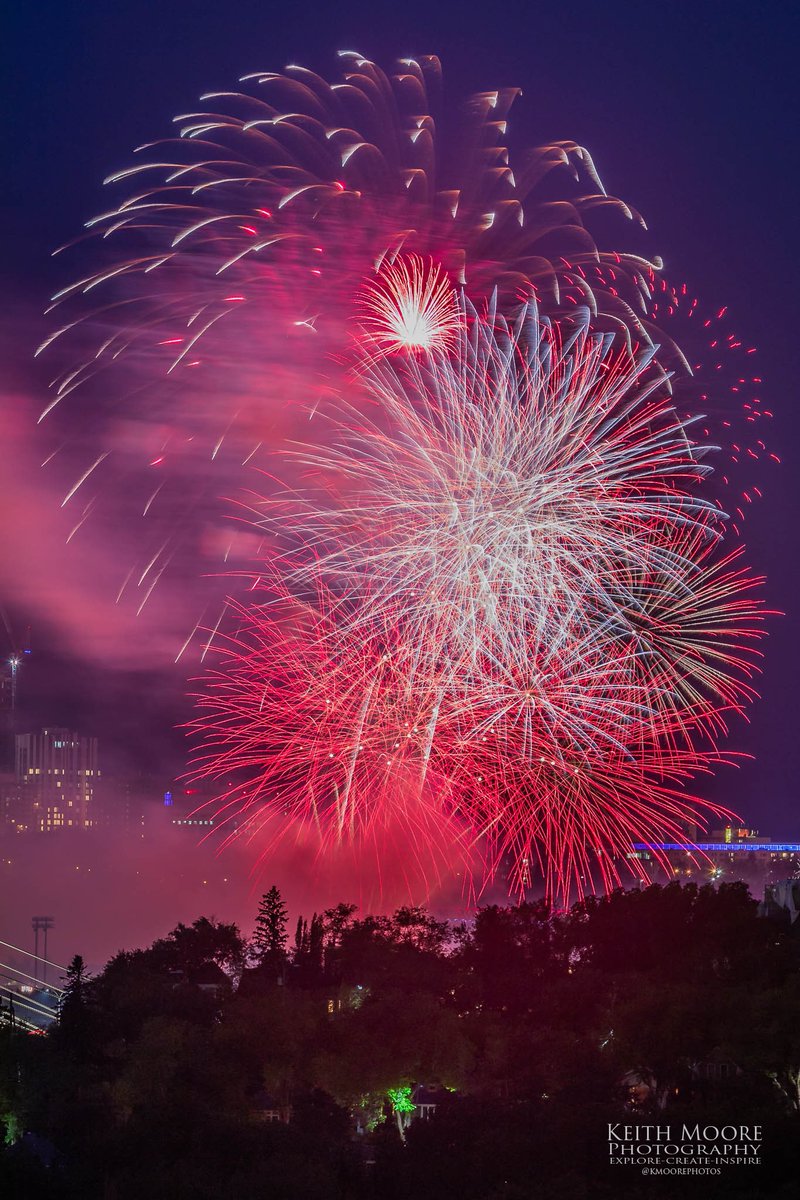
top-left (387, 1083), bottom-right (416, 1139)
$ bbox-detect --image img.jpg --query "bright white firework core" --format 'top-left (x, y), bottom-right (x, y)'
top-left (360, 254), bottom-right (460, 356)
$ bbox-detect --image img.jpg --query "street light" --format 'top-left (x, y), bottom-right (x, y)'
top-left (31, 917), bottom-right (55, 986)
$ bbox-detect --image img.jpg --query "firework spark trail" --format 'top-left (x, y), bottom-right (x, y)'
top-left (644, 274), bottom-right (775, 532)
top-left (189, 589), bottom-right (484, 898)
top-left (34, 50), bottom-right (773, 901)
top-left (188, 288), bottom-right (766, 904)
top-left (188, 565), bottom-right (757, 904)
top-left (36, 53), bottom-right (667, 643)
top-left (251, 298), bottom-right (740, 732)
top-left (43, 51), bottom-right (659, 394)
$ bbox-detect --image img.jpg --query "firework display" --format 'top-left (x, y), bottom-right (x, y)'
top-left (37, 52), bottom-right (663, 634)
top-left (42, 51), bottom-right (659, 397)
top-left (44, 53), bottom-right (772, 902)
top-left (190, 285), bottom-right (766, 902)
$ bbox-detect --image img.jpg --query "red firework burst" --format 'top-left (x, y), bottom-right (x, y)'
top-left (186, 281), bottom-right (769, 906)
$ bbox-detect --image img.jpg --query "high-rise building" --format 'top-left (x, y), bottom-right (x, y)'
top-left (14, 728), bottom-right (99, 832)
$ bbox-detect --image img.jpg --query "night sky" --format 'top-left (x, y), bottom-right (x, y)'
top-left (3, 0), bottom-right (800, 836)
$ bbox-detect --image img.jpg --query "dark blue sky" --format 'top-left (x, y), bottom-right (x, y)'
top-left (4, 0), bottom-right (800, 832)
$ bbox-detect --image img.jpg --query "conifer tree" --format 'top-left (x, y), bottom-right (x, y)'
top-left (252, 886), bottom-right (289, 973)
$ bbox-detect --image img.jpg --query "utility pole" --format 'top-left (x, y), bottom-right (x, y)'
top-left (32, 916), bottom-right (55, 986)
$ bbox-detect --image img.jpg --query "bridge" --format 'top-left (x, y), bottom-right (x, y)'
top-left (633, 842), bottom-right (800, 853)
top-left (0, 937), bottom-right (65, 1032)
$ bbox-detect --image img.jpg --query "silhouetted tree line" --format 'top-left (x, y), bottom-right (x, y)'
top-left (2, 881), bottom-right (800, 1198)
